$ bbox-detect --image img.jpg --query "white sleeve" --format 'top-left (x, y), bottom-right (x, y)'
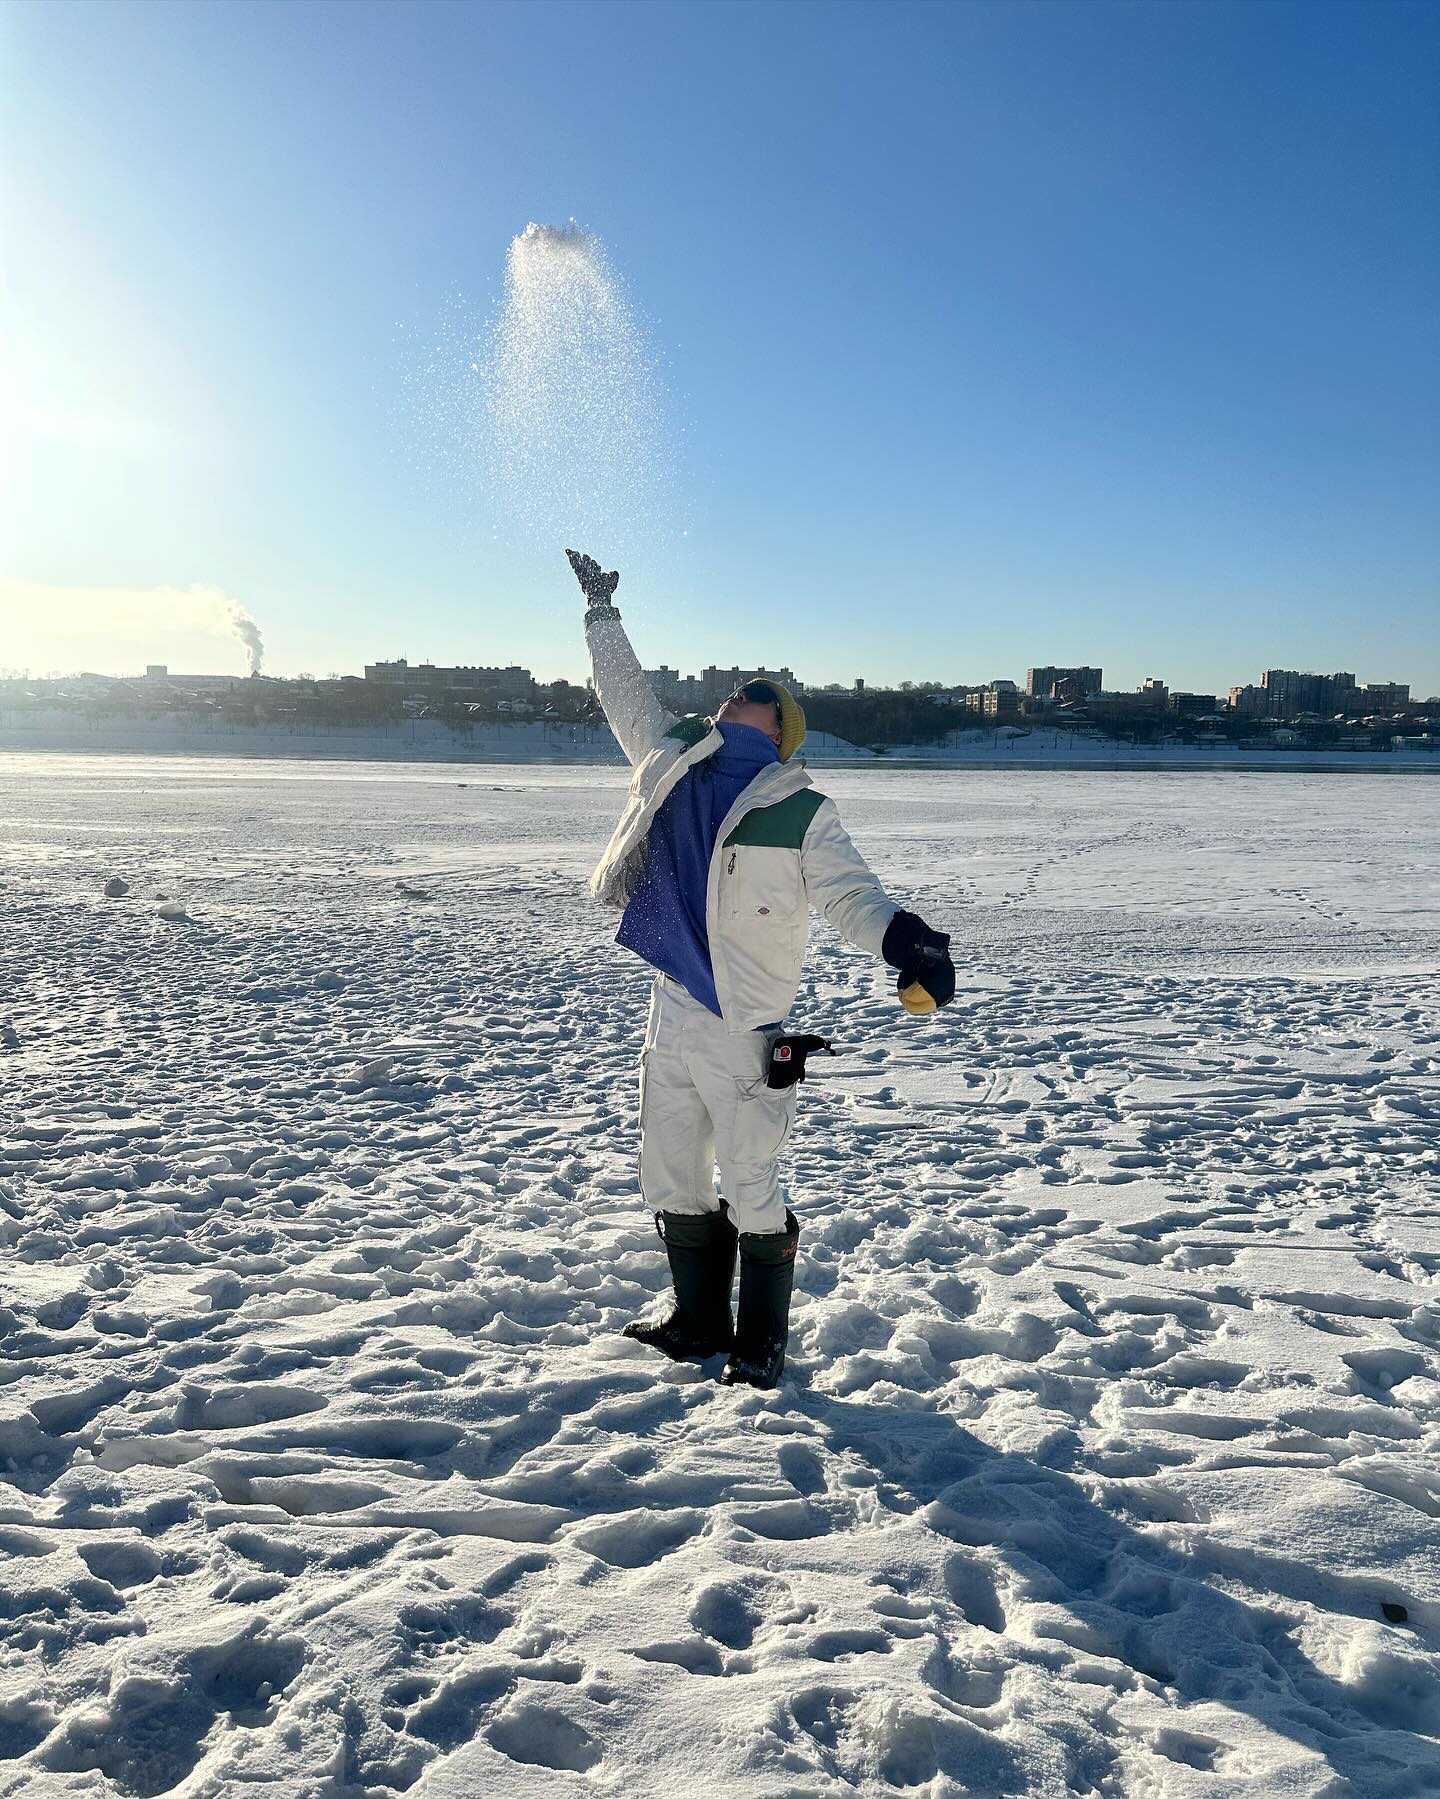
top-left (800, 798), bottom-right (901, 956)
top-left (584, 608), bottom-right (676, 767)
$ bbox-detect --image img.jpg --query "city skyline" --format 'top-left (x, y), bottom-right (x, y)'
top-left (3, 2), bottom-right (1437, 693)
top-left (3, 641), bottom-right (1431, 709)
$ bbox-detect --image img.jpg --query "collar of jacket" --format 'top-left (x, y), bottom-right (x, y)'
top-left (661, 724), bottom-right (811, 819)
top-left (709, 755), bottom-right (811, 846)
top-left (590, 722), bottom-right (814, 912)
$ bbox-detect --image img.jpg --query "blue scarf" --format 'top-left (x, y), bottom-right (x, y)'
top-left (616, 722), bottom-right (781, 1015)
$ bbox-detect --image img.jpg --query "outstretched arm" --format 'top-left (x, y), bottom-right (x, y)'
top-left (800, 802), bottom-right (955, 1013)
top-left (567, 549), bottom-right (675, 767)
top-left (799, 799), bottom-right (900, 955)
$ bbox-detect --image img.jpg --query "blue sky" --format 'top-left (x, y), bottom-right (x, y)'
top-left (4, 0), bottom-right (1437, 694)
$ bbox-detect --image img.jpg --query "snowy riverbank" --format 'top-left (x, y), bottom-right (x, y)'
top-left (1, 759), bottom-right (1437, 1795)
top-left (1, 709), bottom-right (1435, 773)
top-left (0, 713), bottom-right (861, 769)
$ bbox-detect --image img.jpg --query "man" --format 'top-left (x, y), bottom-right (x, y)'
top-left (569, 550), bottom-right (954, 1388)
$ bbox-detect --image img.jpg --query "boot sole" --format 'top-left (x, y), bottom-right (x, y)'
top-left (622, 1327), bottom-right (733, 1362)
top-left (719, 1362), bottom-right (784, 1389)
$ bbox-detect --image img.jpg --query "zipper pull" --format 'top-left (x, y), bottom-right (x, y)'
top-left (727, 849), bottom-right (736, 874)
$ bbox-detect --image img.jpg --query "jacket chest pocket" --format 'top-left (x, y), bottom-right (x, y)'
top-left (721, 845), bottom-right (804, 924)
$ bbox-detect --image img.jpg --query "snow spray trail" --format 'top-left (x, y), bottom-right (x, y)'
top-left (485, 223), bottom-right (668, 555)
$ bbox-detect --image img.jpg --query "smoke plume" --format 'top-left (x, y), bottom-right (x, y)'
top-left (0, 579), bottom-right (267, 678)
top-left (223, 601), bottom-right (264, 675)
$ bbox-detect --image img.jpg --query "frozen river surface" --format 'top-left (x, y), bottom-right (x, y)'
top-left (1, 757), bottom-right (1438, 1797)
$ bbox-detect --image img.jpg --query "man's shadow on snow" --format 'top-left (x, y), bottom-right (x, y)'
top-left (797, 1394), bottom-right (1435, 1794)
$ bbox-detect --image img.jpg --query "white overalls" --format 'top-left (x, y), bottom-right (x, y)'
top-left (639, 976), bottom-right (795, 1236)
top-left (584, 604), bottom-right (901, 1238)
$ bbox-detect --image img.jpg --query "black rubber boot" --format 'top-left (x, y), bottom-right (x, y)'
top-left (623, 1210), bottom-right (737, 1360)
top-left (720, 1211), bottom-right (799, 1389)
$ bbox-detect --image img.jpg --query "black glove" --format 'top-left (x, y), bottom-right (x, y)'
top-left (766, 1033), bottom-right (836, 1090)
top-left (882, 909), bottom-right (955, 1014)
top-left (566, 549), bottom-right (619, 612)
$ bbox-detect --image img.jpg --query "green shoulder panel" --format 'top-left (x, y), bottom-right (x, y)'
top-left (725, 788), bottom-right (826, 849)
top-left (663, 714), bottom-right (714, 748)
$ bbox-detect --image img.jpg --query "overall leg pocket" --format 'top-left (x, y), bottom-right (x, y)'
top-left (733, 1077), bottom-right (796, 1164)
top-left (695, 1028), bottom-right (795, 1236)
top-left (719, 1080), bottom-right (794, 1237)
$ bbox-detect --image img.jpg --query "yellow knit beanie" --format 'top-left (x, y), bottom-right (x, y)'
top-left (770, 682), bottom-right (807, 762)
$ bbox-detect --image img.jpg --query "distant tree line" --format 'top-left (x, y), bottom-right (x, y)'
top-left (800, 690), bottom-right (960, 748)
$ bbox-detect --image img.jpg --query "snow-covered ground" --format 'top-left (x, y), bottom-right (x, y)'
top-left (1, 754), bottom-right (1437, 1798)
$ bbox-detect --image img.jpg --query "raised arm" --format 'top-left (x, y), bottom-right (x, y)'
top-left (567, 549), bottom-right (675, 767)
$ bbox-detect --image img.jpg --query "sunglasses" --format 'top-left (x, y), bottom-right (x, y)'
top-left (732, 682), bottom-right (780, 709)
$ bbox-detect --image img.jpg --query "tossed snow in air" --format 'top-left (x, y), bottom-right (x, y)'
top-left (404, 222), bottom-right (672, 561)
top-left (488, 223), bottom-right (667, 553)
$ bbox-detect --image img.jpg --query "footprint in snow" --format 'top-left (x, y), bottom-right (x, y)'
top-left (569, 1507), bottom-right (705, 1569)
top-left (943, 1552), bottom-right (1006, 1633)
top-left (792, 1684), bottom-right (856, 1752)
top-left (922, 1643), bottom-right (1007, 1707)
top-left (404, 1665), bottom-right (513, 1750)
top-left (731, 1498), bottom-right (835, 1541)
top-left (74, 1539), bottom-right (166, 1589)
top-left (869, 1588), bottom-right (931, 1639)
top-left (478, 1550), bottom-right (554, 1599)
top-left (806, 1627), bottom-right (893, 1661)
top-left (217, 1525), bottom-right (315, 1577)
top-left (632, 1636), bottom-right (727, 1677)
top-left (174, 1383), bottom-right (327, 1431)
top-left (690, 1573), bottom-right (811, 1652)
top-left (39, 1624), bottom-right (305, 1793)
top-left (489, 1700), bottom-right (602, 1773)
top-left (400, 1593), bottom-right (513, 1654)
top-left (778, 1441), bottom-right (827, 1496)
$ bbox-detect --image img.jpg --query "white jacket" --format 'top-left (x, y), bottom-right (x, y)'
top-left (585, 606), bottom-right (900, 1031)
